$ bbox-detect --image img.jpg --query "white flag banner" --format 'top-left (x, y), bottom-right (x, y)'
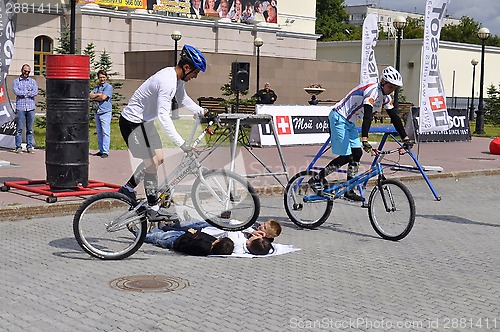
top-left (419, 0), bottom-right (451, 133)
top-left (0, 0), bottom-right (17, 149)
top-left (360, 12), bottom-right (379, 84)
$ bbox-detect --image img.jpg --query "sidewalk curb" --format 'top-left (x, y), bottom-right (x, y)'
top-left (2, 169), bottom-right (500, 222)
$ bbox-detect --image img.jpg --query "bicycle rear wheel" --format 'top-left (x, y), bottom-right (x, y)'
top-left (284, 170), bottom-right (333, 229)
top-left (73, 192), bottom-right (148, 260)
top-left (191, 169), bottom-right (260, 231)
top-left (368, 179), bottom-right (415, 241)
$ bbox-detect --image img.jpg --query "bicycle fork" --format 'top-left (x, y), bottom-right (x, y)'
top-left (196, 168), bottom-right (234, 219)
top-left (106, 200), bottom-right (148, 232)
top-left (376, 177), bottom-right (397, 212)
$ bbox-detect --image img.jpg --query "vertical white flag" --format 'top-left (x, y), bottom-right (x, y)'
top-left (360, 12), bottom-right (379, 84)
top-left (419, 0), bottom-right (451, 133)
top-left (0, 0), bottom-right (17, 149)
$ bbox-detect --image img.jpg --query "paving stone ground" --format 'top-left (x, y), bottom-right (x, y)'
top-left (1, 175), bottom-right (499, 331)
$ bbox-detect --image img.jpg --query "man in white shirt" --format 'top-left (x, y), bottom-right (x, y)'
top-left (118, 45), bottom-right (208, 222)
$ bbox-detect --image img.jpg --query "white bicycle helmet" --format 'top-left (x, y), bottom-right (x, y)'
top-left (381, 66), bottom-right (403, 87)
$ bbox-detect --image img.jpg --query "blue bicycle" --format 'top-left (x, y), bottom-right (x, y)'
top-left (284, 146), bottom-right (416, 241)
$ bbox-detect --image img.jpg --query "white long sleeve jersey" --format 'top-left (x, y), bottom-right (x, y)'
top-left (334, 82), bottom-right (393, 123)
top-left (121, 67), bottom-right (204, 147)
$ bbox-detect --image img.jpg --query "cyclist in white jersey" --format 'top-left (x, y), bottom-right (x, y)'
top-left (309, 66), bottom-right (414, 201)
top-left (118, 45), bottom-right (210, 222)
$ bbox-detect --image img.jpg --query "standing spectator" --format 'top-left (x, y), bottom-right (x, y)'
top-left (254, 82), bottom-right (277, 104)
top-left (89, 70), bottom-right (113, 158)
top-left (12, 64), bottom-right (38, 154)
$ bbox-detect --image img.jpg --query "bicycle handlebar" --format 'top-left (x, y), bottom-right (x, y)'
top-left (372, 147), bottom-right (408, 158)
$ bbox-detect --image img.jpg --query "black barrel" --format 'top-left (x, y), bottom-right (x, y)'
top-left (45, 55), bottom-right (90, 188)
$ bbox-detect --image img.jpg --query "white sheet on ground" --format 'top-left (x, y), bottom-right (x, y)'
top-left (209, 243), bottom-right (301, 258)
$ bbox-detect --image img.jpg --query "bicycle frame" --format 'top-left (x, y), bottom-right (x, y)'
top-left (307, 128), bottom-right (440, 201)
top-left (153, 118), bottom-right (219, 206)
top-left (302, 148), bottom-right (401, 203)
top-left (104, 118), bottom-right (227, 231)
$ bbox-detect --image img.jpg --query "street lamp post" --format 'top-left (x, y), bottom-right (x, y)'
top-left (254, 37), bottom-right (264, 95)
top-left (171, 30), bottom-right (182, 120)
top-left (393, 16), bottom-right (407, 113)
top-left (474, 27), bottom-right (490, 134)
top-left (70, 0), bottom-right (76, 54)
top-left (470, 59), bottom-right (478, 121)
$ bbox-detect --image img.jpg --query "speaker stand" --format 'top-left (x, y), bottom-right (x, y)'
top-left (235, 90), bottom-right (240, 113)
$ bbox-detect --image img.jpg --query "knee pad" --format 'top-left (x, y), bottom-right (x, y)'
top-left (347, 162), bottom-right (360, 178)
top-left (144, 172), bottom-right (158, 204)
top-left (127, 162), bottom-right (146, 188)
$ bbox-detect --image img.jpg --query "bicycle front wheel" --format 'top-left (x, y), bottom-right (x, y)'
top-left (191, 169), bottom-right (260, 231)
top-left (368, 179), bottom-right (415, 241)
top-left (73, 192), bottom-right (148, 260)
top-left (284, 170), bottom-right (333, 229)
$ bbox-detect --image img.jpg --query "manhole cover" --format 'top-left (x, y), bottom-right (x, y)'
top-left (109, 275), bottom-right (189, 293)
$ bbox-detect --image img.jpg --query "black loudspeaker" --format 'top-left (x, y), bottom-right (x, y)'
top-left (231, 62), bottom-right (250, 91)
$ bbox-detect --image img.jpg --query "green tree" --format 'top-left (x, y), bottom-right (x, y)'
top-left (377, 17), bottom-right (424, 41)
top-left (316, 0), bottom-right (361, 41)
top-left (441, 16), bottom-right (500, 46)
top-left (93, 49), bottom-right (126, 116)
top-left (54, 25), bottom-right (79, 54)
top-left (317, 3), bottom-right (500, 45)
top-left (83, 42), bottom-right (98, 82)
top-left (441, 16), bottom-right (483, 44)
top-left (402, 17), bottom-right (425, 39)
top-left (83, 43), bottom-right (125, 117)
top-left (485, 84), bottom-right (500, 125)
top-left (96, 50), bottom-right (119, 77)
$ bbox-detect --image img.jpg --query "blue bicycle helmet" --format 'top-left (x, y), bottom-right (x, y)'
top-left (180, 45), bottom-right (207, 72)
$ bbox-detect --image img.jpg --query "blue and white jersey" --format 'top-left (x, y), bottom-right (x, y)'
top-left (334, 82), bottom-right (393, 122)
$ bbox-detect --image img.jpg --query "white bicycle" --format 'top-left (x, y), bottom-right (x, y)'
top-left (73, 115), bottom-right (260, 260)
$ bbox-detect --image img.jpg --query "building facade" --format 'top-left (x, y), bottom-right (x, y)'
top-left (11, 1), bottom-right (319, 78)
top-left (345, 4), bottom-right (460, 35)
top-left (317, 39), bottom-right (500, 108)
top-left (9, 2), bottom-right (491, 108)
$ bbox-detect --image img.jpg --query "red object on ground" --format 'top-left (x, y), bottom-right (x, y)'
top-left (3, 179), bottom-right (120, 203)
top-left (489, 136), bottom-right (500, 155)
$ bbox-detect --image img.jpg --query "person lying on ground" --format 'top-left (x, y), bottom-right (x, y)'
top-left (162, 214), bottom-right (282, 242)
top-left (144, 228), bottom-right (234, 256)
top-left (144, 226), bottom-right (273, 255)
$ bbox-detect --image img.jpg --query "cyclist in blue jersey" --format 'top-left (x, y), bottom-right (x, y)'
top-left (309, 66), bottom-right (414, 201)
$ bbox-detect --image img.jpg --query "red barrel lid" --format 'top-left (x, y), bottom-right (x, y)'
top-left (46, 55), bottom-right (90, 80)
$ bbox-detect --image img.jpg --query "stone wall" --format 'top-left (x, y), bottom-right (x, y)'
top-left (125, 50), bottom-right (363, 109)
